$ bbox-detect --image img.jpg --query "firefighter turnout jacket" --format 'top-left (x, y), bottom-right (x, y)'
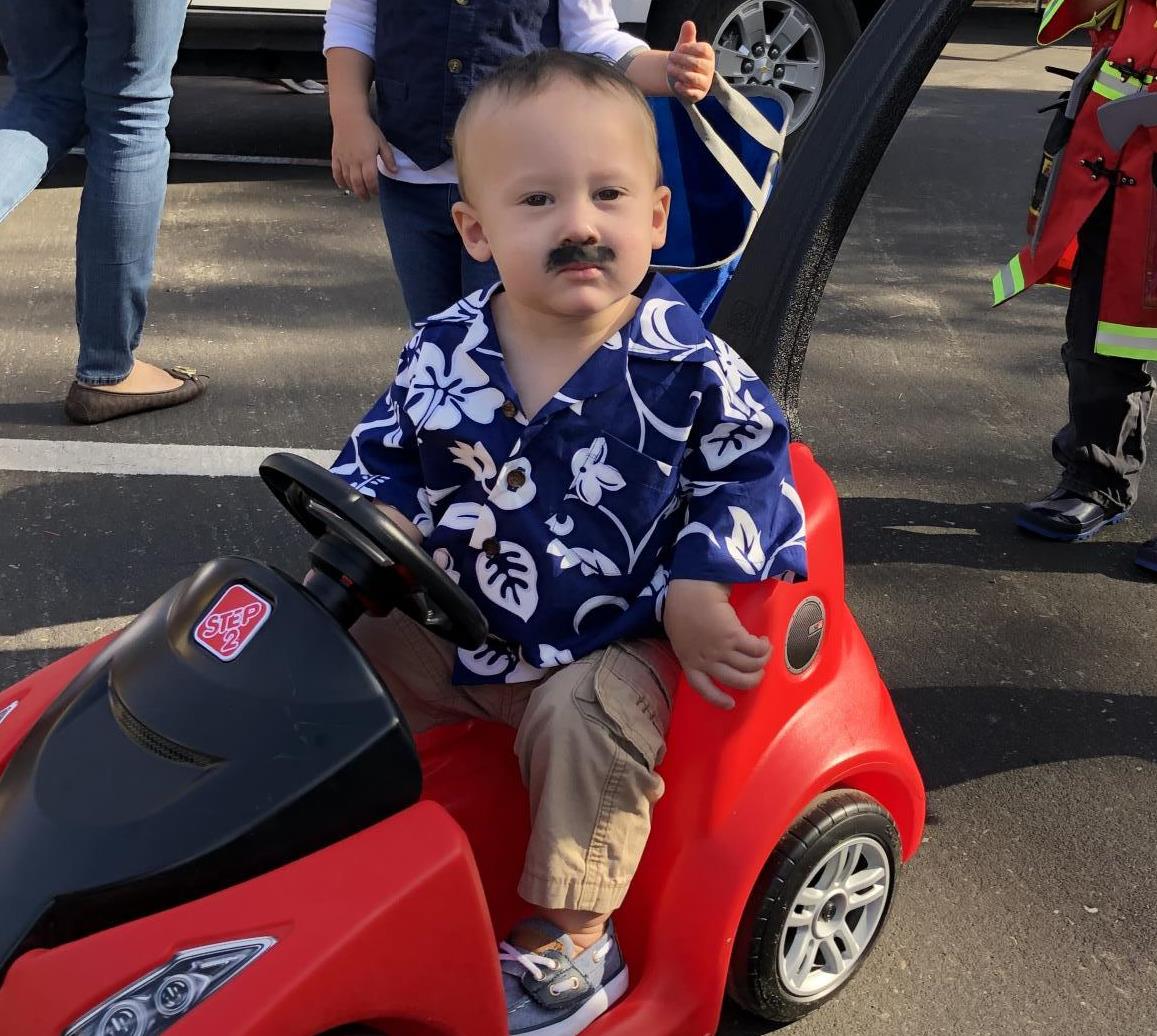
top-left (992, 0), bottom-right (1157, 361)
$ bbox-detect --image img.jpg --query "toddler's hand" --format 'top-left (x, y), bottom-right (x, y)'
top-left (331, 111), bottom-right (397, 200)
top-left (371, 501), bottom-right (423, 545)
top-left (666, 21), bottom-right (716, 103)
top-left (663, 579), bottom-right (769, 709)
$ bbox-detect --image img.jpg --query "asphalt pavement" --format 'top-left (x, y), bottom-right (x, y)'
top-left (1, 9), bottom-right (1154, 1036)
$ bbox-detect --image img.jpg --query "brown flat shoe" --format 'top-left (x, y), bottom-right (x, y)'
top-left (64, 366), bottom-right (207, 425)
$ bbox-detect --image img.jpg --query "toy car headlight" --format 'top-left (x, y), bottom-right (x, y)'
top-left (64, 937), bottom-right (275, 1036)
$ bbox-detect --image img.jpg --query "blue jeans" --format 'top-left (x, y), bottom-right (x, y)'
top-left (0, 0), bottom-right (187, 385)
top-left (377, 176), bottom-right (500, 325)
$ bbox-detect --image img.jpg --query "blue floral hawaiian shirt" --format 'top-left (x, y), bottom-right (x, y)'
top-left (332, 273), bottom-right (807, 684)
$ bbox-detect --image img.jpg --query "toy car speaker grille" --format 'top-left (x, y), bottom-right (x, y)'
top-left (109, 683), bottom-right (222, 768)
top-left (785, 596), bottom-right (825, 674)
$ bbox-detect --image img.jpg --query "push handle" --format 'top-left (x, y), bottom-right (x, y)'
top-left (677, 73), bottom-right (789, 208)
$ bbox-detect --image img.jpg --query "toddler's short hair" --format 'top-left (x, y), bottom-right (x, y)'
top-left (453, 49), bottom-right (661, 198)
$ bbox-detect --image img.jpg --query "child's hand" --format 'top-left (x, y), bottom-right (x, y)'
top-left (331, 110), bottom-right (397, 200)
top-left (663, 579), bottom-right (769, 709)
top-left (666, 21), bottom-right (716, 103)
top-left (372, 501), bottom-right (423, 545)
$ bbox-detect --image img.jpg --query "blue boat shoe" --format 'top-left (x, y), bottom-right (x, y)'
top-left (1016, 487), bottom-right (1129, 542)
top-left (498, 919), bottom-right (628, 1036)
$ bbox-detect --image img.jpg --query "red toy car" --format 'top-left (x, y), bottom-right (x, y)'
top-left (0, 447), bottom-right (923, 1036)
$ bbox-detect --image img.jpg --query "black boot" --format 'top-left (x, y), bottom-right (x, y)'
top-left (1016, 486), bottom-right (1129, 542)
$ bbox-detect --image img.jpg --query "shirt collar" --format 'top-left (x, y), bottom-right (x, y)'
top-left (423, 273), bottom-right (716, 415)
top-left (623, 273), bottom-right (717, 364)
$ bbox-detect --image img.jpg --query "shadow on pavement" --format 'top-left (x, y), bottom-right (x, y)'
top-left (949, 6), bottom-right (1042, 48)
top-left (35, 155), bottom-right (331, 192)
top-left (0, 401), bottom-right (71, 428)
top-left (840, 496), bottom-right (1153, 582)
top-left (894, 682), bottom-right (1157, 792)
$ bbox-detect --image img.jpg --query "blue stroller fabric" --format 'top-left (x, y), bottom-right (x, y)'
top-left (650, 78), bottom-right (790, 324)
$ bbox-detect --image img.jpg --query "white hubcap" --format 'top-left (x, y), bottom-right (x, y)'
top-left (776, 835), bottom-right (891, 999)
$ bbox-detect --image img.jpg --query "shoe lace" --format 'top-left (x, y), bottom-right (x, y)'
top-left (498, 941), bottom-right (561, 983)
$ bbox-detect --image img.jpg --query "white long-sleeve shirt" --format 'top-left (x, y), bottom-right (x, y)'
top-left (324, 0), bottom-right (646, 184)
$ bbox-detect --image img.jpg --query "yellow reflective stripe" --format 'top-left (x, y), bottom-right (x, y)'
top-left (1095, 60), bottom-right (1153, 97)
top-left (1039, 0), bottom-right (1065, 32)
top-left (1099, 65), bottom-right (1154, 86)
top-left (1095, 321), bottom-right (1157, 359)
top-left (1093, 79), bottom-right (1127, 100)
top-left (1096, 342), bottom-right (1157, 359)
top-left (992, 255), bottom-right (1026, 305)
top-left (1039, 0), bottom-right (1123, 43)
top-left (1098, 320), bottom-right (1157, 337)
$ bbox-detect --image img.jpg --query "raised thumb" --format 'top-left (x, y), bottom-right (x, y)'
top-left (677, 20), bottom-right (697, 47)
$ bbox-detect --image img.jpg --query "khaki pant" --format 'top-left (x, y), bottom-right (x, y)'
top-left (353, 611), bottom-right (680, 914)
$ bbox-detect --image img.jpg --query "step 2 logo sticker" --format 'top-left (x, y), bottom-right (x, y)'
top-left (194, 584), bottom-right (272, 662)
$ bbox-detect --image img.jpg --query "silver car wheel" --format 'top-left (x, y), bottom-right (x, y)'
top-left (775, 834), bottom-right (891, 999)
top-left (710, 0), bottom-right (826, 130)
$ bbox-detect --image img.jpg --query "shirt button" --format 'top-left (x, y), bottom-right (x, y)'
top-left (500, 399), bottom-right (518, 419)
top-left (447, 58), bottom-right (464, 74)
top-left (506, 469), bottom-right (526, 490)
top-left (482, 538), bottom-right (501, 558)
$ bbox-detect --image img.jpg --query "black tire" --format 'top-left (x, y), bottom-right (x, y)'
top-left (646, 0), bottom-right (861, 132)
top-left (727, 789), bottom-right (901, 1025)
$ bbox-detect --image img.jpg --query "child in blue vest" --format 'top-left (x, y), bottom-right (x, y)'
top-left (332, 50), bottom-right (807, 1034)
top-left (324, 0), bottom-right (716, 324)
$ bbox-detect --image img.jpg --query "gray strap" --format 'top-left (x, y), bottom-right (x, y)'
top-left (677, 73), bottom-right (789, 208)
top-left (702, 73), bottom-right (790, 150)
top-left (1067, 46), bottom-right (1109, 119)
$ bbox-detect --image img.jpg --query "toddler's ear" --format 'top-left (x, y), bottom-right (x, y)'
top-left (452, 200), bottom-right (494, 262)
top-left (651, 185), bottom-right (672, 251)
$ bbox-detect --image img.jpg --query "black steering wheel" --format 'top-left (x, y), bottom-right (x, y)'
top-left (259, 452), bottom-right (488, 648)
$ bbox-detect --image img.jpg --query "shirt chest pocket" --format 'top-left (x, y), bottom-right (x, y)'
top-left (544, 432), bottom-right (680, 576)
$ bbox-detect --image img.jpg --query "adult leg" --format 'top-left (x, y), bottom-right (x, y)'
top-left (1052, 193), bottom-right (1155, 511)
top-left (378, 178), bottom-right (470, 325)
top-left (0, 0), bottom-right (88, 220)
top-left (72, 0), bottom-right (188, 387)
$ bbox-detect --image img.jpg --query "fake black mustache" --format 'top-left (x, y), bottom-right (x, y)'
top-left (545, 244), bottom-right (615, 273)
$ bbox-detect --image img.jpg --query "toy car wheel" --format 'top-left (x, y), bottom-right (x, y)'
top-left (728, 788), bottom-right (901, 1024)
top-left (649, 0), bottom-right (860, 132)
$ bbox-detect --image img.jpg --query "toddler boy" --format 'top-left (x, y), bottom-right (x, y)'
top-left (332, 50), bottom-right (807, 1035)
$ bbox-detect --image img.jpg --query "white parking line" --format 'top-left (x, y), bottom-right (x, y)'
top-left (0, 615), bottom-right (134, 653)
top-left (0, 439), bottom-right (335, 477)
